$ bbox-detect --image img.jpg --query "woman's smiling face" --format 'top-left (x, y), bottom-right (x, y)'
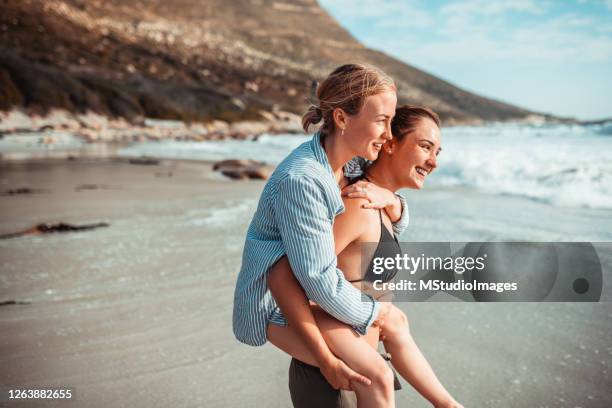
top-left (392, 117), bottom-right (442, 189)
top-left (342, 90), bottom-right (397, 161)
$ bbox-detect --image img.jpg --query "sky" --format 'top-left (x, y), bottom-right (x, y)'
top-left (318, 0), bottom-right (612, 120)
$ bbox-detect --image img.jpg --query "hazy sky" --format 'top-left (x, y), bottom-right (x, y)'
top-left (319, 0), bottom-right (612, 120)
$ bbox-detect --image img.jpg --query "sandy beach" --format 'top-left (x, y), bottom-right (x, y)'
top-left (2, 0), bottom-right (612, 405)
top-left (1, 157), bottom-right (611, 407)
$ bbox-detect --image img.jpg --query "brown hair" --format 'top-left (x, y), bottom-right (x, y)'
top-left (391, 105), bottom-right (441, 141)
top-left (302, 64), bottom-right (396, 134)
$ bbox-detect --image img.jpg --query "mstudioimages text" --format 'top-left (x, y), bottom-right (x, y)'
top-left (372, 279), bottom-right (519, 293)
top-left (371, 253), bottom-right (519, 293)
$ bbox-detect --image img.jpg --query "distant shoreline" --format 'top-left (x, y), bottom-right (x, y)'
top-left (0, 108), bottom-right (304, 145)
top-left (1, 107), bottom-right (587, 149)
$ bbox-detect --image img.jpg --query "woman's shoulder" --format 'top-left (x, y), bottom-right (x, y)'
top-left (340, 196), bottom-right (380, 223)
top-left (336, 197), bottom-right (381, 243)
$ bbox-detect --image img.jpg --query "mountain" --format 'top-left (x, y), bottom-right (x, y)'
top-left (0, 0), bottom-right (545, 124)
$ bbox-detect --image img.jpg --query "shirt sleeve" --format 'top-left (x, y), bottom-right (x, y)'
top-left (274, 174), bottom-right (379, 335)
top-left (392, 194), bottom-right (409, 236)
top-left (343, 156), bottom-right (367, 179)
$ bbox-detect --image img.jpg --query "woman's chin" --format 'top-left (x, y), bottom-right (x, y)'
top-left (365, 150), bottom-right (380, 161)
top-left (407, 177), bottom-right (424, 189)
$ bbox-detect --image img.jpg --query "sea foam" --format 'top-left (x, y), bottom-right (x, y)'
top-left (117, 122), bottom-right (612, 209)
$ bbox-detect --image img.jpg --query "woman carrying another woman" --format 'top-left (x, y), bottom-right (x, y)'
top-left (233, 63), bottom-right (405, 397)
top-left (268, 105), bottom-right (463, 408)
top-left (232, 64), bottom-right (461, 407)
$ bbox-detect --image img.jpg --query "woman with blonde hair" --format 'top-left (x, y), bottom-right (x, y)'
top-left (233, 63), bottom-right (409, 406)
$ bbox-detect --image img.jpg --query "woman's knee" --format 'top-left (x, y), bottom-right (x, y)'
top-left (384, 306), bottom-right (409, 336)
top-left (368, 357), bottom-right (395, 393)
top-left (351, 357), bottom-right (394, 406)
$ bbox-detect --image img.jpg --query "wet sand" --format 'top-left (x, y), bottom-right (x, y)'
top-left (1, 159), bottom-right (611, 407)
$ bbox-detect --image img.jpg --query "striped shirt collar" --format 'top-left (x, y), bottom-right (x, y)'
top-left (310, 131), bottom-right (334, 176)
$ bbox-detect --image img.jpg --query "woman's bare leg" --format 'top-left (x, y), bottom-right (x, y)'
top-left (267, 255), bottom-right (459, 407)
top-left (266, 317), bottom-right (378, 364)
top-left (311, 306), bottom-right (396, 408)
top-left (266, 256), bottom-right (373, 390)
top-left (380, 305), bottom-right (462, 408)
top-left (267, 310), bottom-right (394, 408)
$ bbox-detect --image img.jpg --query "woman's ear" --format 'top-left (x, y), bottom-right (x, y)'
top-left (385, 138), bottom-right (396, 154)
top-left (332, 107), bottom-right (347, 132)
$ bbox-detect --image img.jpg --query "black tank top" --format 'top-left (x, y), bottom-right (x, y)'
top-left (346, 176), bottom-right (402, 284)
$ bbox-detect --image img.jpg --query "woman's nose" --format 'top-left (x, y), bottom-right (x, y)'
top-left (383, 122), bottom-right (393, 140)
top-left (427, 152), bottom-right (438, 169)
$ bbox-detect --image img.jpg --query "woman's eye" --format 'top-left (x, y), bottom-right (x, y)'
top-left (422, 144), bottom-right (431, 150)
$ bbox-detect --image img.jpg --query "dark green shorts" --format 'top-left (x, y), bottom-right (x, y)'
top-left (288, 357), bottom-right (401, 408)
top-left (288, 358), bottom-right (356, 408)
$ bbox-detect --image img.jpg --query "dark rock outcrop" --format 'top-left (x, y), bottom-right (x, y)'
top-left (0, 222), bottom-right (110, 239)
top-left (128, 157), bottom-right (160, 165)
top-left (0, 300), bottom-right (31, 307)
top-left (1, 187), bottom-right (49, 196)
top-left (75, 184), bottom-right (115, 191)
top-left (213, 159), bottom-right (274, 180)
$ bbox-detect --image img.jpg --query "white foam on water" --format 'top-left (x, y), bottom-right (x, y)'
top-left (235, 124), bottom-right (612, 209)
top-left (6, 122), bottom-right (607, 210)
top-left (183, 200), bottom-right (256, 227)
top-left (432, 123), bottom-right (612, 209)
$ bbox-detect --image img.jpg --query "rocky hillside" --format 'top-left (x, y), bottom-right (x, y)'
top-left (0, 0), bottom-right (543, 124)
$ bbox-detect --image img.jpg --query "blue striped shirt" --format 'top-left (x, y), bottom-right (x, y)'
top-left (232, 132), bottom-right (409, 347)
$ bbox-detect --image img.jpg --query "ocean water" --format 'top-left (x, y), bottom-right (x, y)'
top-left (2, 122), bottom-right (611, 242)
top-left (433, 122), bottom-right (612, 210)
top-left (115, 122), bottom-right (612, 242)
top-left (118, 122), bottom-right (612, 211)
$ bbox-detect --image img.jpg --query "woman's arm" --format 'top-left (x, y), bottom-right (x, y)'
top-left (268, 196), bottom-right (391, 387)
top-left (274, 175), bottom-right (380, 332)
top-left (267, 258), bottom-right (371, 389)
top-left (268, 194), bottom-right (368, 385)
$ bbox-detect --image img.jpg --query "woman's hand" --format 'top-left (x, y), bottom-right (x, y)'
top-left (341, 181), bottom-right (402, 222)
top-left (319, 356), bottom-right (372, 390)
